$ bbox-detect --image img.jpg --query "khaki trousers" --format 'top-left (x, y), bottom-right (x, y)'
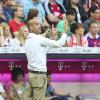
top-left (28, 73), bottom-right (47, 100)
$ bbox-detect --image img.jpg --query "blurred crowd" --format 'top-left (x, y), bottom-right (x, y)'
top-left (0, 0), bottom-right (100, 48)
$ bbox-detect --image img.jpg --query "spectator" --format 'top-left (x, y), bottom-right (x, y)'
top-left (23, 0), bottom-right (49, 27)
top-left (91, 0), bottom-right (100, 8)
top-left (63, 0), bottom-right (87, 8)
top-left (26, 8), bottom-right (39, 22)
top-left (5, 67), bottom-right (30, 100)
top-left (85, 21), bottom-right (100, 47)
top-left (56, 8), bottom-right (76, 38)
top-left (2, 0), bottom-right (16, 22)
top-left (67, 23), bottom-right (88, 47)
top-left (45, 71), bottom-right (73, 100)
top-left (17, 26), bottom-right (28, 46)
top-left (63, 0), bottom-right (87, 23)
top-left (84, 6), bottom-right (100, 34)
top-left (1, 23), bottom-right (12, 47)
top-left (1, 22), bottom-right (20, 48)
top-left (8, 4), bottom-right (25, 37)
top-left (44, 0), bottom-right (66, 24)
top-left (1, 23), bottom-right (12, 38)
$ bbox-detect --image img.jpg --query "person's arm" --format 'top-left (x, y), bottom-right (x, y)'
top-left (40, 32), bottom-right (67, 47)
top-left (42, 18), bottom-right (50, 28)
top-left (47, 14), bottom-right (61, 23)
top-left (40, 20), bottom-right (68, 47)
top-left (44, 0), bottom-right (61, 23)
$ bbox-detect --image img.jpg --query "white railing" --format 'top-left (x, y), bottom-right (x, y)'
top-left (0, 47), bottom-right (100, 54)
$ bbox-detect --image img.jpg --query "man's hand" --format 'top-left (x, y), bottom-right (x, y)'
top-left (64, 19), bottom-right (68, 33)
top-left (50, 24), bottom-right (57, 39)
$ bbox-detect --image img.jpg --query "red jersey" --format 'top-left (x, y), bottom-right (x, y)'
top-left (49, 2), bottom-right (63, 19)
top-left (9, 19), bottom-right (25, 33)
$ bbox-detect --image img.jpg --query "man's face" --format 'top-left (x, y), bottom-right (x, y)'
top-left (16, 7), bottom-right (24, 18)
top-left (68, 14), bottom-right (75, 23)
top-left (92, 9), bottom-right (100, 20)
top-left (29, 19), bottom-right (41, 34)
top-left (89, 23), bottom-right (99, 35)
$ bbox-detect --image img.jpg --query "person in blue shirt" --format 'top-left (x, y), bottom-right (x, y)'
top-left (2, 0), bottom-right (16, 22)
top-left (23, 0), bottom-right (45, 20)
top-left (23, 0), bottom-right (49, 27)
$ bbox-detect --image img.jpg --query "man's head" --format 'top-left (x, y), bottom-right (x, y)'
top-left (27, 18), bottom-right (41, 34)
top-left (89, 21), bottom-right (99, 35)
top-left (66, 8), bottom-right (76, 23)
top-left (13, 4), bottom-right (24, 18)
top-left (89, 6), bottom-right (100, 20)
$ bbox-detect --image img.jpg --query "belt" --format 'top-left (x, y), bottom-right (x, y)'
top-left (29, 70), bottom-right (47, 74)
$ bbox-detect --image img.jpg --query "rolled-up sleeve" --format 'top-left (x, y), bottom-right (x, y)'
top-left (40, 33), bottom-right (67, 47)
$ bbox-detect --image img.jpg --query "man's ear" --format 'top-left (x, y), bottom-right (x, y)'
top-left (30, 26), bottom-right (34, 32)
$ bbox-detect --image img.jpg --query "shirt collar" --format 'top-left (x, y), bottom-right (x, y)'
top-left (27, 33), bottom-right (35, 39)
top-left (88, 32), bottom-right (99, 39)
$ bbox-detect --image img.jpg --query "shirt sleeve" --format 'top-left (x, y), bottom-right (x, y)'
top-left (40, 33), bottom-right (67, 47)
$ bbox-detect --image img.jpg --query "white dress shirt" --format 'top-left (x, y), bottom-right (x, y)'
top-left (24, 33), bottom-right (67, 72)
